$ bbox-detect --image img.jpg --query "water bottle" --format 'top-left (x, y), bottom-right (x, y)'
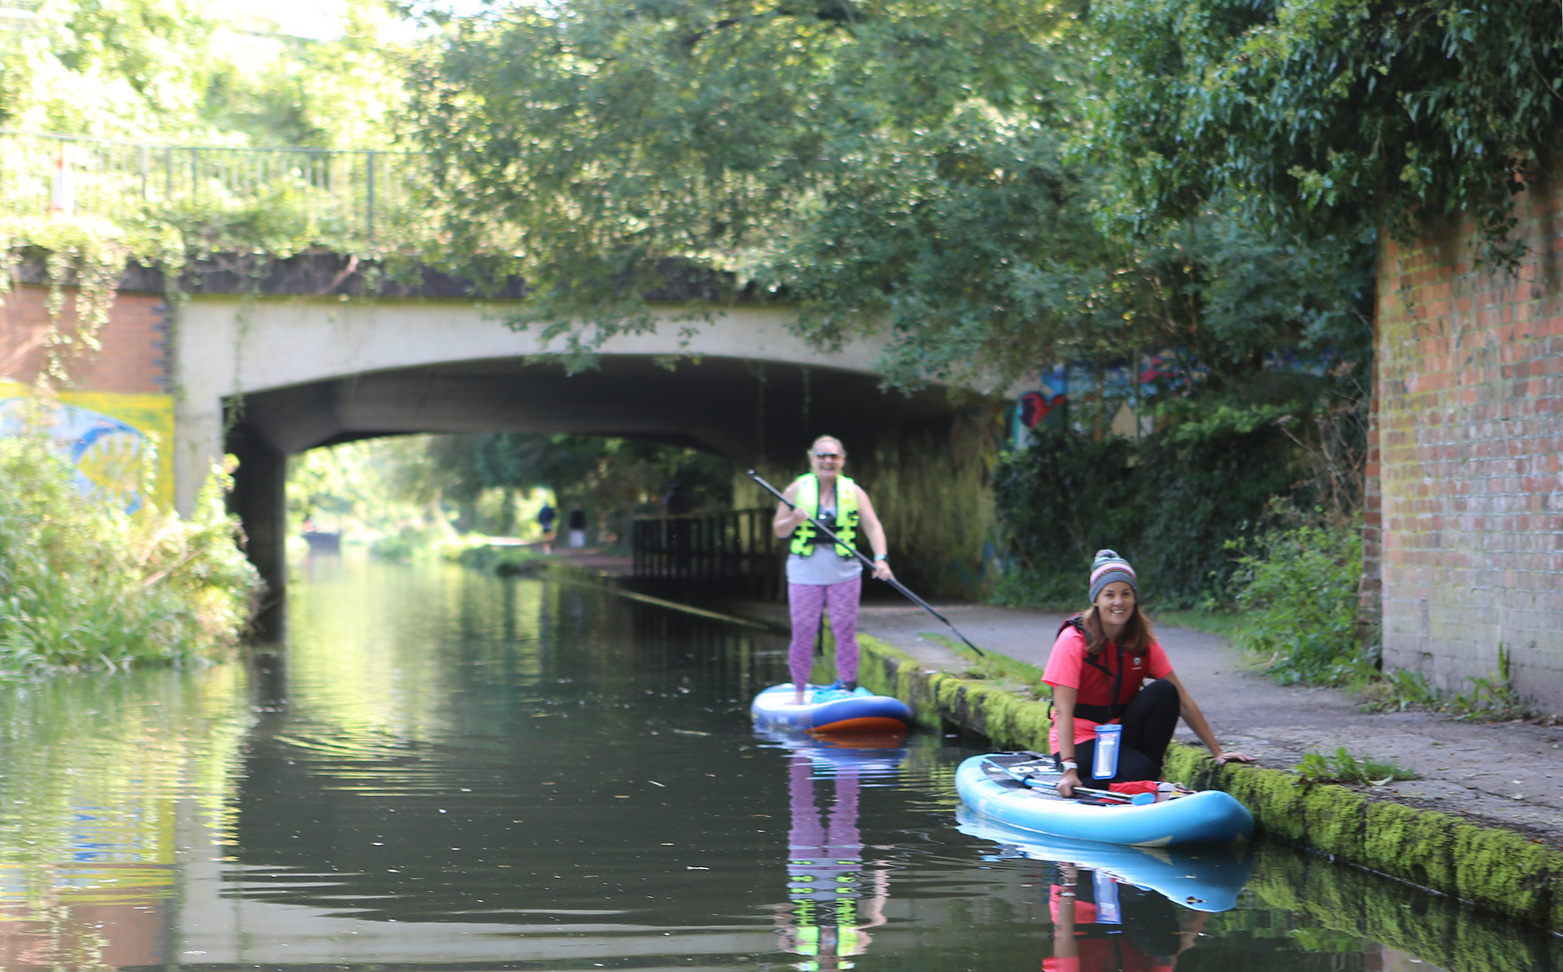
top-left (1092, 723), bottom-right (1122, 780)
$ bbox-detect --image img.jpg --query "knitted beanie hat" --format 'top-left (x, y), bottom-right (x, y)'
top-left (1088, 549), bottom-right (1138, 602)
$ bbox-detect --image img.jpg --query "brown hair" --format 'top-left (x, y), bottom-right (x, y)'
top-left (1079, 603), bottom-right (1156, 657)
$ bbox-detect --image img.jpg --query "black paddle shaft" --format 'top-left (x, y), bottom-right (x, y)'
top-left (747, 469), bottom-right (986, 657)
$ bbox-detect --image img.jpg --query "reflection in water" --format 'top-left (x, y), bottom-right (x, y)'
top-left (1046, 859), bottom-right (1209, 972)
top-left (0, 558), bottom-right (1558, 970)
top-left (771, 731), bottom-right (907, 970)
top-left (958, 809), bottom-right (1253, 971)
top-left (956, 809), bottom-right (1255, 915)
top-left (0, 664), bottom-right (253, 969)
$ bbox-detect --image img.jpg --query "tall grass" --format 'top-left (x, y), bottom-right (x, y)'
top-left (0, 435), bottom-right (261, 675)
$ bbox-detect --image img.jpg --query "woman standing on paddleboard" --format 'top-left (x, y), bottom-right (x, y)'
top-left (1045, 550), bottom-right (1254, 797)
top-left (772, 435), bottom-right (894, 705)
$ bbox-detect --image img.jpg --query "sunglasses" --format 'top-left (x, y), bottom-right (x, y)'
top-left (812, 452), bottom-right (843, 460)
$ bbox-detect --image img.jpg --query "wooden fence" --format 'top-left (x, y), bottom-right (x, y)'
top-left (631, 508), bottom-right (783, 600)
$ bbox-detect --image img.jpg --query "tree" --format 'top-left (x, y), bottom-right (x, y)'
top-left (406, 0), bottom-right (1108, 390)
top-left (1087, 0), bottom-right (1563, 266)
top-left (1, 0), bottom-right (413, 147)
top-left (1, 0), bottom-right (218, 136)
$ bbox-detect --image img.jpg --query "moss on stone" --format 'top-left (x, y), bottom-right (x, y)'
top-left (857, 633), bottom-right (1563, 932)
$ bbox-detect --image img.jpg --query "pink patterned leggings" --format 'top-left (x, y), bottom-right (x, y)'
top-left (787, 576), bottom-right (862, 689)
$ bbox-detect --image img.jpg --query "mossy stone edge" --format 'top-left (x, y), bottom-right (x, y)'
top-left (858, 634), bottom-right (1563, 933)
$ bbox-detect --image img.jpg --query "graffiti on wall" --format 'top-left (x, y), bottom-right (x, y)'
top-left (1011, 354), bottom-right (1194, 449)
top-left (1010, 349), bottom-right (1338, 449)
top-left (0, 382), bottom-right (175, 513)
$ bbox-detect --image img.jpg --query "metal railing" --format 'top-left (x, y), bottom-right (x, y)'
top-left (0, 130), bottom-right (418, 246)
top-left (632, 508), bottom-right (783, 600)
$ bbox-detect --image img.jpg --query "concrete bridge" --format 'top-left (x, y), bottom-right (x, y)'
top-left (2, 255), bottom-right (1004, 635)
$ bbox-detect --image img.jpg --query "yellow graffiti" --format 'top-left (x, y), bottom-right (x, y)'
top-left (0, 381), bottom-right (175, 511)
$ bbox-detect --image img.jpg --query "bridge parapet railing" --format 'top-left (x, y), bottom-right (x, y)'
top-left (0, 130), bottom-right (417, 247)
top-left (632, 508), bottom-right (782, 600)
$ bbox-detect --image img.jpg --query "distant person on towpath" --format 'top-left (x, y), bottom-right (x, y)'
top-left (663, 481), bottom-right (693, 515)
top-left (771, 435), bottom-right (893, 705)
top-left (568, 507), bottom-right (587, 548)
top-left (1044, 549), bottom-right (1254, 797)
top-left (536, 502), bottom-right (557, 554)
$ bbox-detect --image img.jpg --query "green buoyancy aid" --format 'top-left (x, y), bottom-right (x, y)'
top-left (789, 474), bottom-right (860, 558)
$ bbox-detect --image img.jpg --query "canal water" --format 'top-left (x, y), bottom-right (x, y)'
top-left (0, 556), bottom-right (1556, 971)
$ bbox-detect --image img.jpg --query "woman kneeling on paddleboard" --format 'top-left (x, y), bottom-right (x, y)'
top-left (1043, 550), bottom-right (1254, 797)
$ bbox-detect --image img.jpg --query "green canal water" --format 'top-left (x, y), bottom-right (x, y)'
top-left (0, 554), bottom-right (1554, 970)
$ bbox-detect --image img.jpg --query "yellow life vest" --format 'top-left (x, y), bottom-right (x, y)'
top-left (789, 474), bottom-right (860, 558)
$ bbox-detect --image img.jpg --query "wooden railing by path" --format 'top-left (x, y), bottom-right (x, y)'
top-left (631, 508), bottom-right (783, 600)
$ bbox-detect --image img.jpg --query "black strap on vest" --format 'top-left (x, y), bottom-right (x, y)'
top-left (1057, 615), bottom-right (1125, 724)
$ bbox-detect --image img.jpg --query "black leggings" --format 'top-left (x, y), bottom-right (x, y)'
top-left (1057, 679), bottom-right (1181, 783)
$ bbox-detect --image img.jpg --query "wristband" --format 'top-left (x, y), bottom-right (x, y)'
top-left (1059, 760), bottom-right (1077, 771)
top-left (873, 554), bottom-right (888, 562)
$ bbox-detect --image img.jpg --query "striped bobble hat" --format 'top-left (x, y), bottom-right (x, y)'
top-left (1088, 549), bottom-right (1138, 602)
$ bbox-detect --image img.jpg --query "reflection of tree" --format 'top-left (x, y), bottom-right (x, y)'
top-left (776, 755), bottom-right (889, 971)
top-left (1047, 861), bottom-right (1209, 972)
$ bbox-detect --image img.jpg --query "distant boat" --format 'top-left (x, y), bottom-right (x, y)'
top-left (302, 530), bottom-right (342, 551)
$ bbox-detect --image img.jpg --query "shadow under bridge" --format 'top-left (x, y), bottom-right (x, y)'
top-left (225, 353), bottom-right (965, 635)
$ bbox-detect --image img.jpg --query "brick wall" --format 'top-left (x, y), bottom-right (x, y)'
top-left (1374, 173), bottom-right (1563, 712)
top-left (1, 282), bottom-right (171, 393)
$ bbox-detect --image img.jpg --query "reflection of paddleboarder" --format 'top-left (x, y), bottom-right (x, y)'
top-left (776, 754), bottom-right (889, 970)
top-left (1048, 861), bottom-right (1209, 972)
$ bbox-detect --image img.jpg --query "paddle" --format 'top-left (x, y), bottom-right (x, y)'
top-left (983, 754), bottom-right (1156, 805)
top-left (747, 469), bottom-right (987, 657)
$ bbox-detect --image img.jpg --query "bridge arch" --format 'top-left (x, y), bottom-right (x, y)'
top-left (174, 291), bottom-right (1001, 634)
top-left (178, 296), bottom-right (956, 478)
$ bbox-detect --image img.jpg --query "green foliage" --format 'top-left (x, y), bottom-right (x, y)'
top-left (0, 434), bottom-right (261, 675)
top-left (368, 522), bottom-right (453, 562)
top-left (1366, 651), bottom-right (1535, 723)
top-left (1444, 654), bottom-right (1533, 722)
top-left (2, 0), bottom-right (410, 146)
top-left (992, 428), bottom-right (1138, 606)
top-left (1226, 504), bottom-right (1368, 686)
top-left (1126, 209), bottom-right (1376, 372)
top-left (993, 406), bottom-right (1315, 610)
top-left (2, 0), bottom-right (421, 296)
top-left (1089, 0), bottom-right (1563, 266)
top-left (406, 0), bottom-right (1111, 389)
top-left (291, 434), bottom-right (445, 524)
top-left (2, 0), bottom-right (217, 136)
top-left (402, 0), bottom-right (1405, 394)
top-left (1295, 746), bottom-right (1417, 785)
top-left (454, 543), bottom-right (546, 576)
